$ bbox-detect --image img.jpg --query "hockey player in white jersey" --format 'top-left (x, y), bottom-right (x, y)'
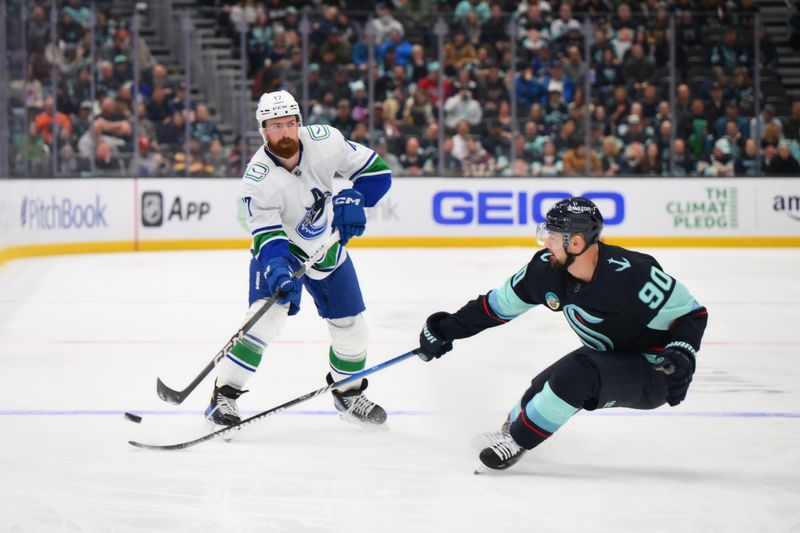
top-left (205, 90), bottom-right (392, 427)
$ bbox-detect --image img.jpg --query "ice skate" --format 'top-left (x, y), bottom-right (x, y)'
top-left (479, 433), bottom-right (527, 470)
top-left (205, 383), bottom-right (247, 427)
top-left (327, 373), bottom-right (387, 425)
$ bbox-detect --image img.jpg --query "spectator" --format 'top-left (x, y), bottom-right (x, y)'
top-left (679, 99), bottom-right (712, 158)
top-left (331, 99), bottom-right (356, 138)
top-left (477, 63), bottom-right (509, 118)
top-left (622, 44), bottom-right (656, 92)
top-left (451, 120), bottom-right (472, 161)
top-left (317, 27), bottom-right (351, 67)
top-left (205, 139), bottom-right (230, 177)
top-left (782, 101), bottom-right (800, 141)
top-left (191, 104), bottom-right (222, 150)
top-left (601, 135), bottom-right (622, 176)
top-left (136, 137), bottom-right (168, 177)
top-left (531, 140), bottom-right (562, 176)
top-left (417, 62), bottom-right (453, 107)
top-left (715, 100), bottom-right (749, 139)
top-left (437, 137), bottom-right (464, 176)
top-left (455, 0), bottom-right (491, 25)
top-left (735, 138), bottom-right (760, 176)
top-left (550, 3), bottom-right (580, 43)
top-left (705, 83), bottom-right (727, 124)
top-left (731, 67), bottom-right (756, 116)
top-left (722, 120), bottom-right (745, 158)
top-left (157, 109), bottom-right (186, 153)
top-left (595, 48), bottom-right (623, 97)
top-left (562, 144), bottom-right (601, 176)
top-left (668, 138), bottom-right (694, 176)
top-left (643, 142), bottom-right (663, 176)
top-left (620, 114), bottom-right (652, 145)
top-left (94, 140), bottom-right (124, 173)
top-left (403, 89), bottom-right (434, 128)
top-left (399, 136), bottom-right (428, 176)
top-left (462, 135), bottom-right (495, 177)
top-left (368, 2), bottom-right (404, 43)
top-left (444, 32), bottom-right (478, 74)
top-left (515, 67), bottom-right (542, 110)
top-left (710, 28), bottom-right (749, 72)
top-left (607, 85), bottom-right (630, 126)
top-left (444, 85), bottom-right (483, 130)
top-left (750, 104), bottom-right (783, 142)
top-left (172, 137), bottom-right (212, 177)
top-left (766, 139), bottom-right (800, 175)
top-left (611, 27), bottom-right (634, 62)
top-left (543, 82), bottom-right (569, 127)
top-left (34, 97), bottom-right (73, 147)
top-left (147, 87), bottom-right (172, 123)
top-left (620, 142), bottom-right (645, 175)
top-left (381, 28), bottom-right (412, 66)
top-left (674, 83), bottom-right (692, 126)
top-left (699, 138), bottom-right (736, 177)
top-left (540, 62), bottom-right (575, 104)
top-left (613, 2), bottom-right (638, 33)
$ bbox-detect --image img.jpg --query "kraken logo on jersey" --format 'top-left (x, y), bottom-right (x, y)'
top-left (563, 304), bottom-right (614, 351)
top-left (296, 188), bottom-right (332, 240)
top-left (545, 292), bottom-right (560, 310)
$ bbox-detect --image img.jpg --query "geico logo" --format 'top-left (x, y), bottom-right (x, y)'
top-left (432, 191), bottom-right (625, 225)
top-left (20, 195), bottom-right (108, 230)
top-left (167, 197), bottom-right (211, 221)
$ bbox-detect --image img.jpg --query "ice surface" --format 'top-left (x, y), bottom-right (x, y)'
top-left (1, 247), bottom-right (798, 532)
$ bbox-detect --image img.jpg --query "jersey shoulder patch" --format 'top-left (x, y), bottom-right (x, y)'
top-left (244, 160), bottom-right (270, 181)
top-left (304, 124), bottom-right (331, 141)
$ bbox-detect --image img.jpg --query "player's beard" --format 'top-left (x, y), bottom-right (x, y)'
top-left (270, 137), bottom-right (299, 159)
top-left (549, 253), bottom-right (567, 272)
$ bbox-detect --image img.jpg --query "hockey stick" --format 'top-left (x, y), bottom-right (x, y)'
top-left (155, 231), bottom-right (341, 405)
top-left (131, 348), bottom-right (419, 451)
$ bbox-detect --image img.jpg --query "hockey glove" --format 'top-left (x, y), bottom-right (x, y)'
top-left (418, 312), bottom-right (454, 362)
top-left (653, 345), bottom-right (696, 407)
top-left (332, 189), bottom-right (366, 246)
top-left (265, 257), bottom-right (302, 315)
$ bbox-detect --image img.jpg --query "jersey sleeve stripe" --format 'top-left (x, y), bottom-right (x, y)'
top-left (252, 230), bottom-right (289, 255)
top-left (348, 151), bottom-right (378, 180)
top-left (251, 224), bottom-right (283, 236)
top-left (488, 279), bottom-right (537, 320)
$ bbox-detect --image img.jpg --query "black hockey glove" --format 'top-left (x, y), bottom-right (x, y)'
top-left (417, 312), bottom-right (454, 362)
top-left (653, 346), bottom-right (696, 407)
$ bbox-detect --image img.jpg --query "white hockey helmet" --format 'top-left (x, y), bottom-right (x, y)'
top-left (256, 90), bottom-right (302, 129)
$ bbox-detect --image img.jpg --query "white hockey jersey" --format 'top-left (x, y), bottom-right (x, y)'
top-left (241, 124), bottom-right (389, 280)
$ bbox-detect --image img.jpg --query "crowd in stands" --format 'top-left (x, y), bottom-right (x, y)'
top-left (9, 0), bottom-right (243, 177)
top-left (7, 0), bottom-right (800, 177)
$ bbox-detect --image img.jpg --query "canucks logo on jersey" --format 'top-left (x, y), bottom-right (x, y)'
top-left (296, 188), bottom-right (331, 240)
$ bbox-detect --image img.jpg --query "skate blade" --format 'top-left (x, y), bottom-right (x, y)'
top-left (336, 412), bottom-right (389, 430)
top-left (206, 419), bottom-right (241, 442)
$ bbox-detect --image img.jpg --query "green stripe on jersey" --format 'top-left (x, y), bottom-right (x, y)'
top-left (230, 337), bottom-right (264, 368)
top-left (314, 242), bottom-right (341, 270)
top-left (355, 155), bottom-right (390, 178)
top-left (288, 241), bottom-right (341, 269)
top-left (329, 346), bottom-right (366, 373)
top-left (252, 230), bottom-right (288, 256)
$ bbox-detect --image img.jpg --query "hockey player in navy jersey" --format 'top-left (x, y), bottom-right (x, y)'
top-left (417, 197), bottom-right (708, 470)
top-left (205, 90), bottom-right (392, 428)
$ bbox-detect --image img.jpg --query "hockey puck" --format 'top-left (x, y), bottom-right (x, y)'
top-left (123, 412), bottom-right (143, 424)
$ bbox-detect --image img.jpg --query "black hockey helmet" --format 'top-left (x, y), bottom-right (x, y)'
top-left (543, 197), bottom-right (604, 247)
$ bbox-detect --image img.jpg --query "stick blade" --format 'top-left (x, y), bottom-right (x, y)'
top-left (156, 377), bottom-right (185, 405)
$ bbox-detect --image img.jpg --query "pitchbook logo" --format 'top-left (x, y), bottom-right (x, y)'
top-left (773, 195), bottom-right (800, 221)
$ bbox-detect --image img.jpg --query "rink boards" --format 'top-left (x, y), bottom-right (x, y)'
top-left (1, 177), bottom-right (799, 264)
